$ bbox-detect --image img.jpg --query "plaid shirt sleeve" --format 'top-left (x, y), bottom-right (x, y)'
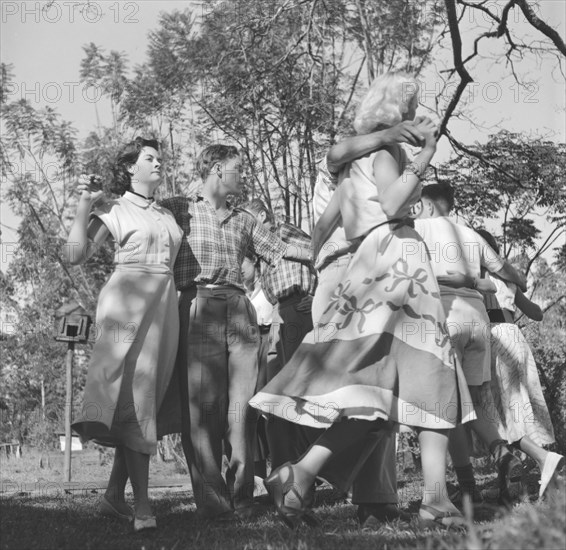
top-left (249, 218), bottom-right (286, 267)
top-left (260, 223), bottom-right (316, 304)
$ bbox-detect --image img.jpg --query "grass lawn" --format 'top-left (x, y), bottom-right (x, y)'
top-left (1, 447), bottom-right (565, 550)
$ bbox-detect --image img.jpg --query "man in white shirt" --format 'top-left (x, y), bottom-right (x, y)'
top-left (414, 183), bottom-right (527, 506)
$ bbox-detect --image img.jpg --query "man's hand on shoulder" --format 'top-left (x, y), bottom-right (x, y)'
top-left (382, 120), bottom-right (426, 147)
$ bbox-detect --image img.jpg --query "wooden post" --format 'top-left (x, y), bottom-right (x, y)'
top-left (64, 342), bottom-right (74, 483)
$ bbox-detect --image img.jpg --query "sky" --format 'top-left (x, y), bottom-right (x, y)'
top-left (1, 0), bottom-right (565, 271)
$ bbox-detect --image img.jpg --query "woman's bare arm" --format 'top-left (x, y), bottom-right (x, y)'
top-left (64, 175), bottom-right (110, 265)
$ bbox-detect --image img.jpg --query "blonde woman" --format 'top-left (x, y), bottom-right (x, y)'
top-left (251, 72), bottom-right (474, 528)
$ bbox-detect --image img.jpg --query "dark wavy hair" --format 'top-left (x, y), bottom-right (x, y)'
top-left (244, 249), bottom-right (259, 268)
top-left (109, 137), bottom-right (160, 196)
top-left (421, 183), bottom-right (455, 213)
top-left (196, 144), bottom-right (239, 181)
top-left (476, 228), bottom-right (500, 254)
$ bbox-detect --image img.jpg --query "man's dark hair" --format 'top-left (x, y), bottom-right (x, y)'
top-left (196, 144), bottom-right (239, 181)
top-left (421, 183), bottom-right (455, 213)
top-left (476, 228), bottom-right (500, 254)
top-left (110, 137), bottom-right (160, 196)
top-left (244, 250), bottom-right (259, 266)
top-left (242, 198), bottom-right (275, 225)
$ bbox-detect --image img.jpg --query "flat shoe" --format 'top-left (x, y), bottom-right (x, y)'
top-left (419, 504), bottom-right (466, 529)
top-left (133, 515), bottom-right (157, 532)
top-left (264, 462), bottom-right (319, 529)
top-left (99, 495), bottom-right (134, 521)
top-left (539, 452), bottom-right (564, 499)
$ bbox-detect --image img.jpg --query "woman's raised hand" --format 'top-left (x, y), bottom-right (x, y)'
top-left (77, 174), bottom-right (105, 204)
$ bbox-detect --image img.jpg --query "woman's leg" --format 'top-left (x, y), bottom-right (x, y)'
top-left (469, 386), bottom-right (506, 446)
top-left (123, 447), bottom-right (152, 518)
top-left (418, 429), bottom-right (461, 515)
top-left (470, 385), bottom-right (520, 466)
top-left (448, 426), bottom-right (480, 500)
top-left (102, 446), bottom-right (132, 517)
top-left (512, 436), bottom-right (547, 470)
top-left (469, 385), bottom-right (525, 506)
top-left (277, 419), bottom-right (377, 508)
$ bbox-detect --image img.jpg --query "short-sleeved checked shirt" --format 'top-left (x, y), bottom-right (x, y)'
top-left (160, 195), bottom-right (286, 291)
top-left (260, 222), bottom-right (316, 305)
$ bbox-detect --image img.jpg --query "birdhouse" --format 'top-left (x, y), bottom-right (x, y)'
top-left (54, 300), bottom-right (92, 344)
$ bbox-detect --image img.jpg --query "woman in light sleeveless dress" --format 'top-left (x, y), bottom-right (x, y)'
top-left (251, 72), bottom-right (474, 528)
top-left (476, 230), bottom-right (563, 498)
top-left (65, 138), bottom-right (183, 531)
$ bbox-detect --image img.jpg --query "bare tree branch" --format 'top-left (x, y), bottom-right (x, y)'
top-left (445, 130), bottom-right (527, 189)
top-left (439, 0), bottom-right (474, 136)
top-left (515, 0), bottom-right (566, 56)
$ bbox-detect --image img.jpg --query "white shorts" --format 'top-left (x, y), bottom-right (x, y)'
top-left (441, 293), bottom-right (491, 386)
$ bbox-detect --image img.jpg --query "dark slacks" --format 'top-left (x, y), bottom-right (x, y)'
top-left (254, 327), bottom-right (271, 470)
top-left (178, 286), bottom-right (259, 517)
top-left (265, 294), bottom-right (323, 469)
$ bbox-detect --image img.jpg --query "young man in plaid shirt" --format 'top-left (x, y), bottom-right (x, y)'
top-left (161, 145), bottom-right (311, 521)
top-left (243, 199), bottom-right (320, 470)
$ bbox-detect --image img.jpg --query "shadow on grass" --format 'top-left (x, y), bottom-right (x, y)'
top-left (1, 491), bottom-right (472, 550)
top-left (1, 470), bottom-right (564, 550)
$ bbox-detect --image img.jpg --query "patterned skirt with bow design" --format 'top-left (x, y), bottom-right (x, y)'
top-left (250, 222), bottom-right (475, 430)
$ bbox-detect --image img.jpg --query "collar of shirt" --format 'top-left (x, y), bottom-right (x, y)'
top-left (123, 190), bottom-right (155, 208)
top-left (195, 194), bottom-right (240, 224)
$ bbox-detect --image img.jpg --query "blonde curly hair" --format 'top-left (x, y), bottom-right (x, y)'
top-left (353, 72), bottom-right (419, 135)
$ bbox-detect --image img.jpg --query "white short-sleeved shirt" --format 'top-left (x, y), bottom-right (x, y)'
top-left (414, 216), bottom-right (505, 299)
top-left (92, 191), bottom-right (183, 267)
top-left (248, 285), bottom-right (274, 326)
top-left (484, 275), bottom-right (517, 312)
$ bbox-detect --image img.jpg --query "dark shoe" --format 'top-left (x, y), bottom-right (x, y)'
top-left (212, 510), bottom-right (236, 523)
top-left (418, 503), bottom-right (466, 529)
top-left (234, 502), bottom-right (268, 521)
top-left (263, 462), bottom-right (319, 529)
top-left (497, 451), bottom-right (524, 507)
top-left (357, 503), bottom-right (412, 528)
top-left (449, 486), bottom-right (484, 506)
top-left (198, 507), bottom-right (236, 523)
top-left (99, 495), bottom-right (134, 521)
